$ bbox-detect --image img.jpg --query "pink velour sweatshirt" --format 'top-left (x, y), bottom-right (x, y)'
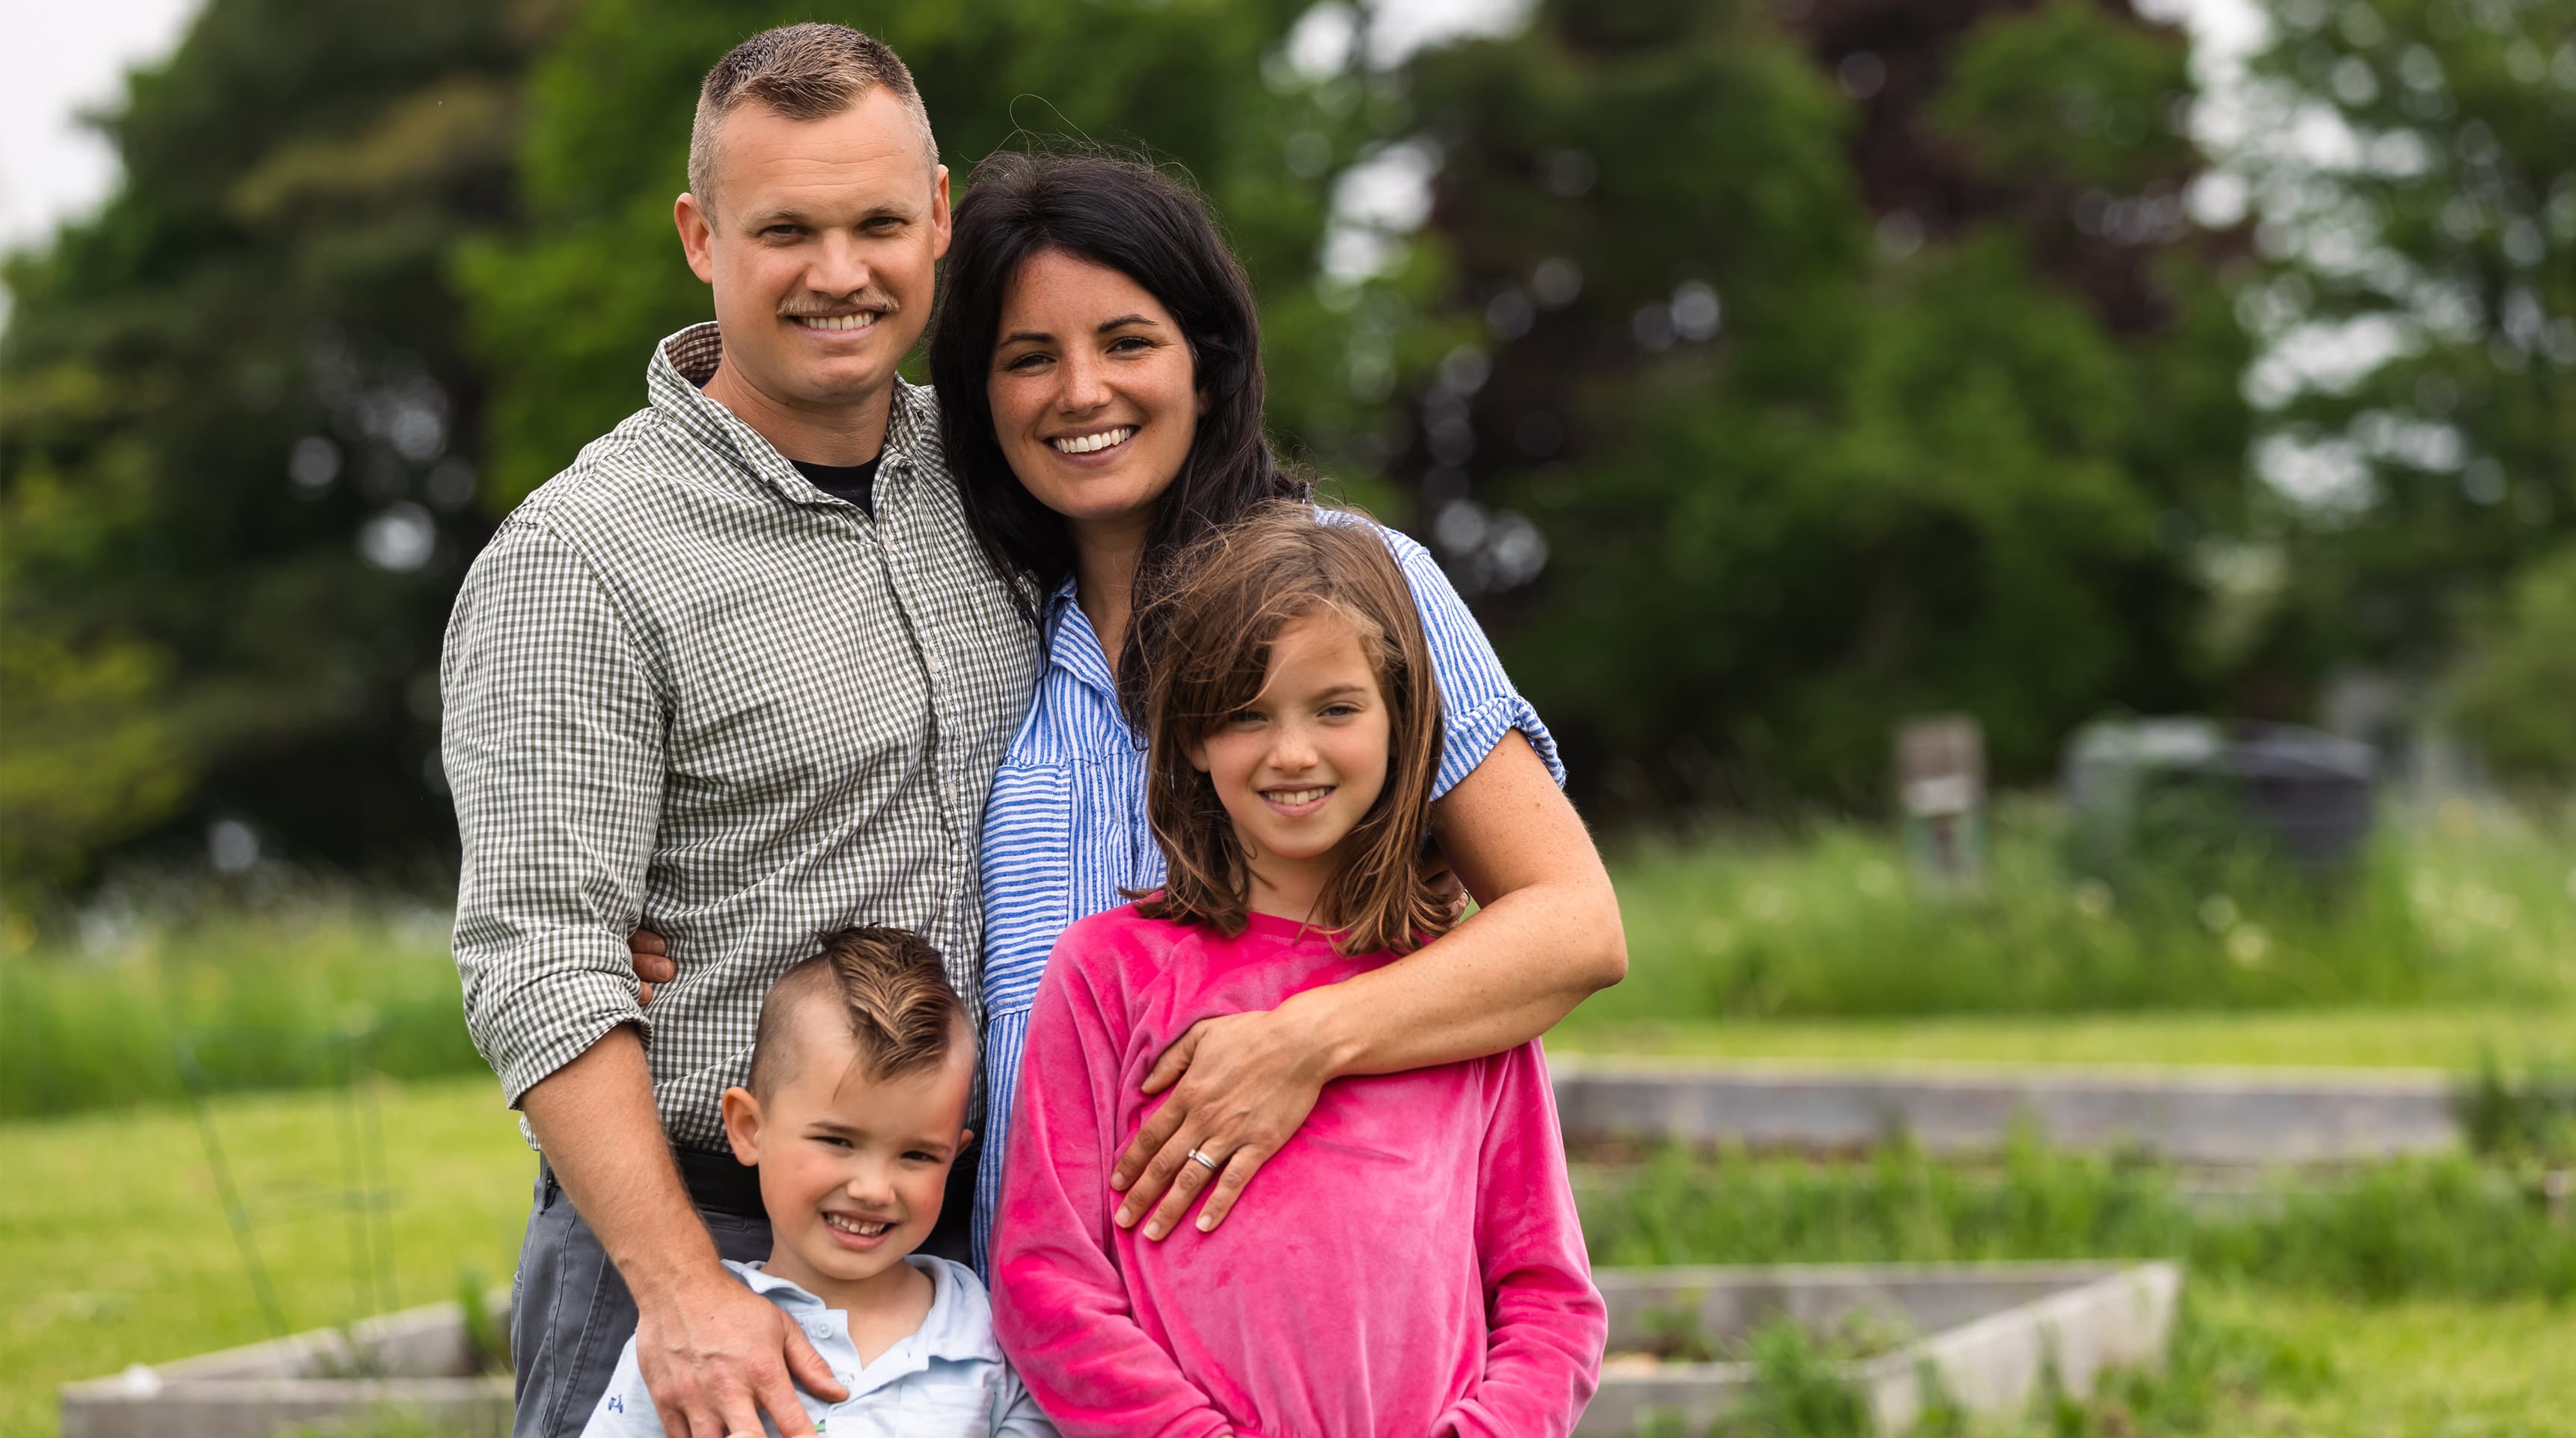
top-left (990, 905), bottom-right (1605, 1438)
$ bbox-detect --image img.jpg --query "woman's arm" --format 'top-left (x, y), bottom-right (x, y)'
top-left (1111, 730), bottom-right (1626, 1237)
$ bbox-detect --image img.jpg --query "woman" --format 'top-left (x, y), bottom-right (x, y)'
top-left (926, 150), bottom-right (1627, 1270)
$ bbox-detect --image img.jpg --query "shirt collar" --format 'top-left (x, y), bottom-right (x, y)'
top-left (645, 321), bottom-right (937, 509)
top-left (723, 1257), bottom-right (1004, 1366)
top-left (1042, 575), bottom-right (1120, 701)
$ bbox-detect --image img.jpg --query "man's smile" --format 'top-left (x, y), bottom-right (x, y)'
top-left (790, 310), bottom-right (883, 334)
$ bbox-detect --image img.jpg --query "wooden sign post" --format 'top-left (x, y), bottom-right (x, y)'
top-left (1898, 715), bottom-right (1986, 893)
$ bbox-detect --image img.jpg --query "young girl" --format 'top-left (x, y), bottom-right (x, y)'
top-left (989, 503), bottom-right (1605, 1437)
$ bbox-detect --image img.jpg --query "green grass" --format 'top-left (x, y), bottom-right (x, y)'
top-left (7, 800), bottom-right (2571, 1119)
top-left (7, 1080), bottom-right (2571, 1437)
top-left (1589, 1142), bottom-right (2576, 1434)
top-left (1553, 1004), bottom-right (2569, 1071)
top-left (1584, 798), bottom-right (2576, 1024)
top-left (0, 897), bottom-right (479, 1119)
top-left (1587, 1141), bottom-right (2576, 1303)
top-left (1682, 1284), bottom-right (2576, 1437)
top-left (2194, 1287), bottom-right (2576, 1437)
top-left (0, 1075), bottom-right (531, 1438)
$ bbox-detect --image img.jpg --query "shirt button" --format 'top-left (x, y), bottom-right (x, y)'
top-left (926, 651), bottom-right (945, 675)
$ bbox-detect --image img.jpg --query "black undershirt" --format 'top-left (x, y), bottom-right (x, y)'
top-left (791, 456), bottom-right (880, 518)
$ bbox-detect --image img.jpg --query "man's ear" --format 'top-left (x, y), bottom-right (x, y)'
top-left (719, 1085), bottom-right (764, 1166)
top-left (927, 165), bottom-right (953, 261)
top-left (676, 192), bottom-right (718, 285)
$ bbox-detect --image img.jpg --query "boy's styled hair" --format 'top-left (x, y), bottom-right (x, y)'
top-left (1135, 501), bottom-right (1450, 956)
top-left (747, 925), bottom-right (967, 1096)
top-left (689, 22), bottom-right (938, 217)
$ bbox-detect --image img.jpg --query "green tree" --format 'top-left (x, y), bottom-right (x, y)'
top-left (1388, 0), bottom-right (2252, 810)
top-left (2448, 540), bottom-right (2576, 785)
top-left (2233, 0), bottom-right (2575, 680)
top-left (461, 0), bottom-right (1370, 506)
top-left (0, 0), bottom-right (548, 893)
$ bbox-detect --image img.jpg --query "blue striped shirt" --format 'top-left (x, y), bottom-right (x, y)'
top-left (970, 515), bottom-right (1560, 1270)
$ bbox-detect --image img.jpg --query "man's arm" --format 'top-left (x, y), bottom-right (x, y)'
top-left (524, 1029), bottom-right (844, 1438)
top-left (442, 520), bottom-right (843, 1437)
top-left (1111, 732), bottom-right (1625, 1236)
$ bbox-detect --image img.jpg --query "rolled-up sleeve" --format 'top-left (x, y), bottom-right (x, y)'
top-left (441, 517), bottom-right (666, 1107)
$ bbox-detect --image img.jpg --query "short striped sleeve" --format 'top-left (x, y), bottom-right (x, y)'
top-left (1352, 517), bottom-right (1564, 798)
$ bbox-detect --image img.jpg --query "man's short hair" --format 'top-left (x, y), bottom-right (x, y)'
top-left (746, 925), bottom-right (968, 1097)
top-left (688, 22), bottom-right (939, 219)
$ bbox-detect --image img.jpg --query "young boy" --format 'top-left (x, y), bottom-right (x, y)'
top-left (580, 927), bottom-right (1055, 1437)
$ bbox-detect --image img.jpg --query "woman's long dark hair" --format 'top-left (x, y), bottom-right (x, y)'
top-left (929, 150), bottom-right (1309, 720)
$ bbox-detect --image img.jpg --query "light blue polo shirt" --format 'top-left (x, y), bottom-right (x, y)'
top-left (579, 1257), bottom-right (1055, 1437)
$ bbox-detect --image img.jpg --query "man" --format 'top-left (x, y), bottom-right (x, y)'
top-left (439, 25), bottom-right (1035, 1438)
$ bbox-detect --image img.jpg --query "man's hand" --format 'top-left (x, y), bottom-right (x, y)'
top-left (1110, 1004), bottom-right (1337, 1240)
top-left (630, 929), bottom-right (674, 1007)
top-left (637, 1267), bottom-right (846, 1438)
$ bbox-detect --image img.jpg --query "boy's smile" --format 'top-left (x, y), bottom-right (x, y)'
top-left (718, 1003), bottom-right (974, 1324)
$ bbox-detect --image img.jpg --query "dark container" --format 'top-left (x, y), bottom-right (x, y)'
top-left (2062, 717), bottom-right (2376, 881)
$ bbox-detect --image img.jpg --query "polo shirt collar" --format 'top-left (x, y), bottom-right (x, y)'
top-left (723, 1257), bottom-right (1005, 1368)
top-left (645, 321), bottom-right (936, 510)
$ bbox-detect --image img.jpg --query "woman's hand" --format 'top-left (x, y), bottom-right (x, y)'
top-left (629, 928), bottom-right (674, 1006)
top-left (1111, 1002), bottom-right (1340, 1239)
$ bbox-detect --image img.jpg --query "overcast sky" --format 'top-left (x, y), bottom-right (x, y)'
top-left (1, 0), bottom-right (205, 252)
top-left (0, 0), bottom-right (2262, 256)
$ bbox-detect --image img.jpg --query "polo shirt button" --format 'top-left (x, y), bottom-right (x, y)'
top-left (927, 652), bottom-right (945, 675)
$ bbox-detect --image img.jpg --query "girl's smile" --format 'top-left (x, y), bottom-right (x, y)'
top-left (1260, 785), bottom-right (1334, 817)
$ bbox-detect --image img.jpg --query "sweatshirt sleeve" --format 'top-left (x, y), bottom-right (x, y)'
top-left (990, 1359), bottom-right (1063, 1437)
top-left (1439, 1040), bottom-right (1606, 1437)
top-left (987, 928), bottom-right (1242, 1438)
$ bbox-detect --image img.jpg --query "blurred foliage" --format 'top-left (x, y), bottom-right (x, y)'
top-left (0, 893), bottom-right (478, 1119)
top-left (1588, 1136), bottom-right (2576, 1303)
top-left (2235, 0), bottom-right (2576, 693)
top-left (6, 0), bottom-right (2562, 885)
top-left (2447, 539), bottom-right (2576, 785)
top-left (0, 0), bottom-right (555, 893)
top-left (1387, 0), bottom-right (2254, 811)
top-left (1585, 798), bottom-right (2575, 1021)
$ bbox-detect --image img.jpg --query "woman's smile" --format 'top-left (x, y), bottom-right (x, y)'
top-left (1048, 424), bottom-right (1140, 460)
top-left (989, 249), bottom-right (1205, 536)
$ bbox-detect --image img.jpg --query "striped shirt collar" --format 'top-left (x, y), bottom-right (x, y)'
top-left (646, 320), bottom-right (936, 510)
top-left (1043, 575), bottom-right (1120, 701)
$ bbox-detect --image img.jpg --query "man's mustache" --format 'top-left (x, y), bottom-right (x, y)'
top-left (781, 292), bottom-right (900, 317)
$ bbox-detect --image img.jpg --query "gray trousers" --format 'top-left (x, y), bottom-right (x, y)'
top-left (508, 1164), bottom-right (772, 1438)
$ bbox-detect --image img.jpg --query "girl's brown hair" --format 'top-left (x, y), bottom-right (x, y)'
top-left (1134, 501), bottom-right (1451, 955)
